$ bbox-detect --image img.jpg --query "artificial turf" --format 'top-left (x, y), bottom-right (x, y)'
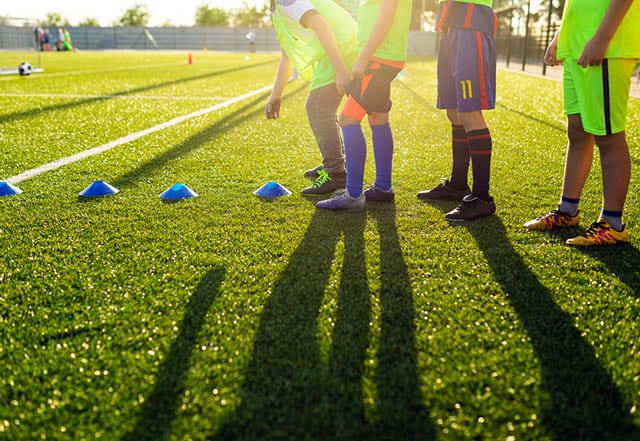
top-left (0, 50), bottom-right (639, 441)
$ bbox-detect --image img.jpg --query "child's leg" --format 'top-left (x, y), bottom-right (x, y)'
top-left (443, 109), bottom-right (470, 190)
top-left (558, 114), bottom-right (595, 214)
top-left (306, 85), bottom-right (346, 176)
top-left (341, 119), bottom-right (367, 198)
top-left (596, 131), bottom-right (630, 230)
top-left (459, 110), bottom-right (492, 201)
top-left (369, 112), bottom-right (393, 191)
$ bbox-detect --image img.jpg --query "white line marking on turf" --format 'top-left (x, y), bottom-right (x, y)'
top-left (6, 84), bottom-right (272, 185)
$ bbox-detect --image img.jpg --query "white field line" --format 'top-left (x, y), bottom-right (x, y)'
top-left (0, 92), bottom-right (229, 101)
top-left (6, 84), bottom-right (272, 185)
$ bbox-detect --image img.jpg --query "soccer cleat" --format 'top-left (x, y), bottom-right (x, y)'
top-left (566, 219), bottom-right (628, 246)
top-left (316, 189), bottom-right (365, 212)
top-left (523, 209), bottom-right (580, 230)
top-left (304, 164), bottom-right (324, 180)
top-left (445, 194), bottom-right (496, 221)
top-left (417, 179), bottom-right (470, 201)
top-left (364, 185), bottom-right (395, 202)
top-left (300, 170), bottom-right (345, 195)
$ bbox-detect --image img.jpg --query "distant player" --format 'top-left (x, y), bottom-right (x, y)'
top-left (417, 0), bottom-right (498, 221)
top-left (524, 0), bottom-right (640, 246)
top-left (316, 0), bottom-right (412, 212)
top-left (266, 0), bottom-right (358, 195)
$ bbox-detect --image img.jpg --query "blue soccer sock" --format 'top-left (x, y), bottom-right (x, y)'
top-left (342, 123), bottom-right (367, 198)
top-left (371, 122), bottom-right (394, 191)
top-left (558, 196), bottom-right (580, 216)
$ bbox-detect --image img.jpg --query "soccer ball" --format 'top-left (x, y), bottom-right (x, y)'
top-left (18, 62), bottom-right (32, 76)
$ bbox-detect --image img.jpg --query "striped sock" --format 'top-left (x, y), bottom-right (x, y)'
top-left (468, 128), bottom-right (492, 201)
top-left (450, 124), bottom-right (470, 190)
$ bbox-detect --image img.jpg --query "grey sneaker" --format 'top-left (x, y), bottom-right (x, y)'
top-left (364, 185), bottom-right (395, 202)
top-left (445, 194), bottom-right (496, 221)
top-left (316, 189), bottom-right (365, 212)
top-left (417, 179), bottom-right (470, 201)
top-left (301, 170), bottom-right (345, 195)
top-left (304, 165), bottom-right (324, 180)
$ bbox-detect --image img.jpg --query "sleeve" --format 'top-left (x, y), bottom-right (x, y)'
top-left (278, 0), bottom-right (317, 24)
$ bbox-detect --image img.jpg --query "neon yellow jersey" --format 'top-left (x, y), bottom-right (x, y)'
top-left (273, 0), bottom-right (358, 89)
top-left (557, 0), bottom-right (640, 60)
top-left (357, 0), bottom-right (412, 61)
top-left (439, 0), bottom-right (492, 6)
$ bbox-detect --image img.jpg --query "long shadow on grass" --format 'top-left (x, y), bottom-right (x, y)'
top-left (0, 60), bottom-right (276, 125)
top-left (211, 208), bottom-right (434, 440)
top-left (460, 217), bottom-right (640, 440)
top-left (121, 267), bottom-right (226, 441)
top-left (110, 82), bottom-right (306, 189)
top-left (369, 204), bottom-right (437, 440)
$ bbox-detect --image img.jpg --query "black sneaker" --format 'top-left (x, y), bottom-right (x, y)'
top-left (445, 194), bottom-right (496, 221)
top-left (417, 179), bottom-right (470, 201)
top-left (364, 185), bottom-right (395, 202)
top-left (301, 170), bottom-right (345, 195)
top-left (304, 165), bottom-right (324, 180)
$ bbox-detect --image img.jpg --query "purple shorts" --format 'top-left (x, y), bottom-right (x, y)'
top-left (436, 27), bottom-right (496, 112)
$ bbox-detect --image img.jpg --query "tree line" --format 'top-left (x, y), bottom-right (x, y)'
top-left (4, 0), bottom-right (563, 31)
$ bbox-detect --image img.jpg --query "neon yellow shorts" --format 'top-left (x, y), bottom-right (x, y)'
top-left (563, 58), bottom-right (636, 136)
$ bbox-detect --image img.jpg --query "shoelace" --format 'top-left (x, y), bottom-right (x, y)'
top-left (585, 221), bottom-right (606, 235)
top-left (312, 169), bottom-right (331, 188)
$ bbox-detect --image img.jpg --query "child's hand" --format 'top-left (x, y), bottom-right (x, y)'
top-left (351, 57), bottom-right (369, 79)
top-left (265, 97), bottom-right (281, 119)
top-left (334, 66), bottom-right (352, 95)
top-left (578, 36), bottom-right (608, 67)
top-left (544, 33), bottom-right (561, 66)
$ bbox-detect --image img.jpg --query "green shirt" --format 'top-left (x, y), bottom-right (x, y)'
top-left (557, 0), bottom-right (640, 59)
top-left (273, 0), bottom-right (358, 89)
top-left (357, 0), bottom-right (412, 61)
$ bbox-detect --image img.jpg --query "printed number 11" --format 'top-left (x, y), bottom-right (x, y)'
top-left (460, 80), bottom-right (473, 99)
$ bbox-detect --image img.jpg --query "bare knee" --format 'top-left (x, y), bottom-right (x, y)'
top-left (339, 113), bottom-right (360, 127)
top-left (367, 112), bottom-right (389, 127)
top-left (566, 114), bottom-right (592, 146)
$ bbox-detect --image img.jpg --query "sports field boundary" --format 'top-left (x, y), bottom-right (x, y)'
top-left (5, 84), bottom-right (273, 185)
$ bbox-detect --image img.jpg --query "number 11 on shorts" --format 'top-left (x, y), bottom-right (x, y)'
top-left (460, 80), bottom-right (473, 100)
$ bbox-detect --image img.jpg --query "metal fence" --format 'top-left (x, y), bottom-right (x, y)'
top-left (1, 25), bottom-right (437, 55)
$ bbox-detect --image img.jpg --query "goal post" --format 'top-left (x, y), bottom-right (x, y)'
top-left (0, 17), bottom-right (44, 75)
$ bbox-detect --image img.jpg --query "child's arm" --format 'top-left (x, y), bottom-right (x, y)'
top-left (578, 0), bottom-right (634, 67)
top-left (266, 50), bottom-right (294, 119)
top-left (300, 11), bottom-right (351, 95)
top-left (352, 0), bottom-right (400, 78)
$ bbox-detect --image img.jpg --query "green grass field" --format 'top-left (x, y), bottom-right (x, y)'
top-left (1, 50), bottom-right (639, 441)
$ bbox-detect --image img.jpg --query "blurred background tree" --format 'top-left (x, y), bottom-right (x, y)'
top-left (119, 3), bottom-right (150, 26)
top-left (195, 5), bottom-right (229, 26)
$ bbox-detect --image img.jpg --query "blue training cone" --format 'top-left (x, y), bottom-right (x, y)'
top-left (0, 181), bottom-right (23, 196)
top-left (79, 180), bottom-right (119, 197)
top-left (159, 183), bottom-right (198, 200)
top-left (254, 181), bottom-right (291, 198)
